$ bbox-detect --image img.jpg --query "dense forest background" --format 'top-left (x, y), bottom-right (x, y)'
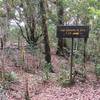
top-left (0, 0), bottom-right (100, 100)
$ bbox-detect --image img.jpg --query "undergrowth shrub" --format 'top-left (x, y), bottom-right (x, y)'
top-left (43, 63), bottom-right (52, 80)
top-left (0, 71), bottom-right (17, 92)
top-left (4, 71), bottom-right (17, 82)
top-left (95, 64), bottom-right (100, 76)
top-left (0, 71), bottom-right (17, 82)
top-left (57, 68), bottom-right (71, 87)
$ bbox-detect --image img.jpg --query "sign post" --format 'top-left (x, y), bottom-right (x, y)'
top-left (57, 25), bottom-right (89, 83)
top-left (70, 37), bottom-right (74, 83)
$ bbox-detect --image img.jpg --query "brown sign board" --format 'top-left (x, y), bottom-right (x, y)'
top-left (57, 25), bottom-right (89, 38)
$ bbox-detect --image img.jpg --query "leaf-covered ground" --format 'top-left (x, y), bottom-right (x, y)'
top-left (0, 48), bottom-right (100, 100)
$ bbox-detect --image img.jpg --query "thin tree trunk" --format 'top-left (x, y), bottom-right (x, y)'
top-left (56, 0), bottom-right (65, 55)
top-left (1, 38), bottom-right (3, 50)
top-left (25, 77), bottom-right (30, 100)
top-left (40, 0), bottom-right (53, 72)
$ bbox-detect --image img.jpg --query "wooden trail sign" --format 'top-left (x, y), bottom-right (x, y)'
top-left (57, 25), bottom-right (89, 38)
top-left (57, 25), bottom-right (89, 84)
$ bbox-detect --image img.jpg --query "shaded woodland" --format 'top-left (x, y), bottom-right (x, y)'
top-left (0, 0), bottom-right (100, 100)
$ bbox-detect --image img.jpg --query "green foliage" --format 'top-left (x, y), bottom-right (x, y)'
top-left (74, 50), bottom-right (83, 64)
top-left (4, 71), bottom-right (17, 82)
top-left (0, 71), bottom-right (17, 82)
top-left (95, 64), bottom-right (100, 76)
top-left (88, 0), bottom-right (98, 6)
top-left (9, 27), bottom-right (20, 41)
top-left (43, 63), bottom-right (52, 80)
top-left (0, 9), bottom-right (6, 17)
top-left (0, 71), bottom-right (17, 91)
top-left (88, 7), bottom-right (100, 16)
top-left (27, 43), bottom-right (39, 56)
top-left (57, 68), bottom-right (71, 87)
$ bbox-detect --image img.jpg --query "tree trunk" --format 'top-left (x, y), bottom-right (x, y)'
top-left (56, 0), bottom-right (65, 55)
top-left (0, 38), bottom-right (3, 50)
top-left (28, 15), bottom-right (35, 42)
top-left (40, 0), bottom-right (53, 72)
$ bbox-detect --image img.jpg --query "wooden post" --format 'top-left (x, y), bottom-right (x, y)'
top-left (83, 38), bottom-right (87, 76)
top-left (70, 37), bottom-right (74, 83)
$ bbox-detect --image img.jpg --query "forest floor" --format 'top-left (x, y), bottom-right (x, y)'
top-left (0, 48), bottom-right (100, 100)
